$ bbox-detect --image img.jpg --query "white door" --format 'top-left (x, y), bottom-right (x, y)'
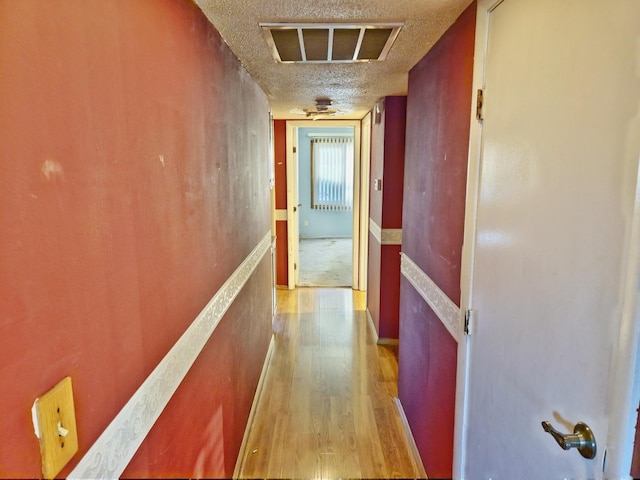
top-left (358, 113), bottom-right (372, 291)
top-left (462, 0), bottom-right (640, 477)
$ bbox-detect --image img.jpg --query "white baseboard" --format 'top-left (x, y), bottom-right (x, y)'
top-left (394, 397), bottom-right (428, 479)
top-left (233, 335), bottom-right (275, 478)
top-left (366, 308), bottom-right (400, 345)
top-left (366, 307), bottom-right (379, 342)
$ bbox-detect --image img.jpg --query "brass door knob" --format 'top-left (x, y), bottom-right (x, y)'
top-left (541, 421), bottom-right (597, 459)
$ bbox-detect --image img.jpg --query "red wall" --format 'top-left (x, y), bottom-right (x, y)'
top-left (367, 97), bottom-right (407, 340)
top-left (0, 1), bottom-right (271, 477)
top-left (273, 120), bottom-right (289, 286)
top-left (398, 3), bottom-right (476, 477)
top-left (274, 120), bottom-right (288, 211)
top-left (125, 260), bottom-right (272, 477)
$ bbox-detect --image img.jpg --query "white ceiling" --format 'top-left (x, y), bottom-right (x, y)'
top-left (195, 0), bottom-right (473, 119)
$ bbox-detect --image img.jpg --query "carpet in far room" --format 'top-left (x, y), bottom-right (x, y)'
top-left (298, 237), bottom-right (352, 287)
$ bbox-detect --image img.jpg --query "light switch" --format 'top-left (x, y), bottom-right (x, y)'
top-left (32, 377), bottom-right (79, 479)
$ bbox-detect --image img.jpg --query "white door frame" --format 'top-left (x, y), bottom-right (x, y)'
top-left (285, 120), bottom-right (365, 290)
top-left (285, 122), bottom-right (299, 290)
top-left (605, 161), bottom-right (640, 475)
top-left (453, 2), bottom-right (492, 474)
top-left (455, 0), bottom-right (640, 477)
top-left (359, 113), bottom-right (372, 291)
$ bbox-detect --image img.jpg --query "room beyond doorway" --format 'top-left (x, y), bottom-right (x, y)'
top-left (284, 118), bottom-right (370, 291)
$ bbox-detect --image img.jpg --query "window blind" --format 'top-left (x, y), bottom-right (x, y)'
top-left (311, 137), bottom-right (354, 210)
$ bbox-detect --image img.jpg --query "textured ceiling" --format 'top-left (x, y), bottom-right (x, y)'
top-left (195, 0), bottom-right (473, 119)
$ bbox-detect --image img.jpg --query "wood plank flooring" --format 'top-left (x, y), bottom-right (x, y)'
top-left (236, 288), bottom-right (426, 479)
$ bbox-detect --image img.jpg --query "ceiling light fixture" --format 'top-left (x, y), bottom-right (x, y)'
top-left (289, 97), bottom-right (353, 119)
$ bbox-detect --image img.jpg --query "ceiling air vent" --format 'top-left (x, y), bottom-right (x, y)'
top-left (260, 23), bottom-right (403, 64)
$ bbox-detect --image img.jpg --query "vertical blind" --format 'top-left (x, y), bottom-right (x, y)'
top-left (311, 137), bottom-right (354, 210)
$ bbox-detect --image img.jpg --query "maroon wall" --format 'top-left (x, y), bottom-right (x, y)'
top-left (367, 97), bottom-right (407, 340)
top-left (0, 1), bottom-right (271, 477)
top-left (381, 98), bottom-right (407, 230)
top-left (398, 3), bottom-right (476, 477)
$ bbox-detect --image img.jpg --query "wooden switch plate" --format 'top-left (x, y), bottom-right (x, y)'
top-left (33, 377), bottom-right (79, 479)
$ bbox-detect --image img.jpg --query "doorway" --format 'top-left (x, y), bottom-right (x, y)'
top-left (297, 127), bottom-right (354, 287)
top-left (285, 120), bottom-right (367, 290)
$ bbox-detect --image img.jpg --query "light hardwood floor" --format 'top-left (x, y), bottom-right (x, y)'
top-left (236, 288), bottom-right (426, 479)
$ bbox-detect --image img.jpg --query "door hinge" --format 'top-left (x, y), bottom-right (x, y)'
top-left (476, 89), bottom-right (484, 121)
top-left (293, 146), bottom-right (297, 154)
top-left (464, 309), bottom-right (475, 335)
top-left (294, 263), bottom-right (297, 270)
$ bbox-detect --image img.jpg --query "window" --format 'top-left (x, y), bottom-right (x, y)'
top-left (310, 137), bottom-right (354, 210)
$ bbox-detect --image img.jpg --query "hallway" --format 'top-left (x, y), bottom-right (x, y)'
top-left (236, 288), bottom-right (425, 479)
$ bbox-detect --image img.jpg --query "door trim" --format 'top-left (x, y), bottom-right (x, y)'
top-left (285, 123), bottom-right (299, 289)
top-left (359, 112), bottom-right (372, 291)
top-left (454, 1), bottom-right (496, 476)
top-left (605, 158), bottom-right (640, 476)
